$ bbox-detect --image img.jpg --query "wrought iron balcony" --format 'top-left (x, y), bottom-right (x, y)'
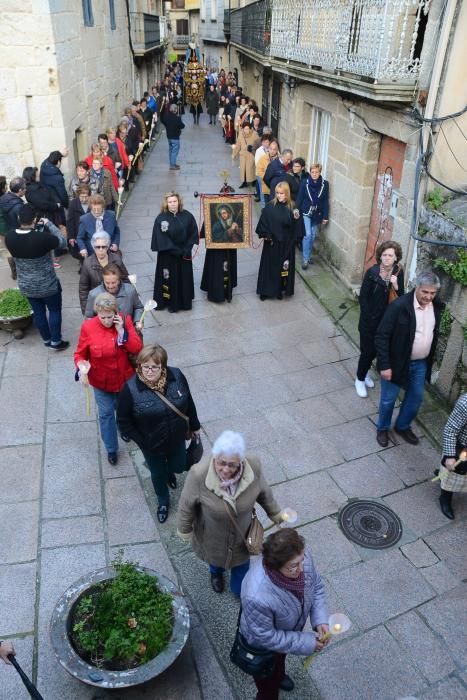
top-left (230, 0), bottom-right (272, 56)
top-left (130, 13), bottom-right (167, 55)
top-left (173, 34), bottom-right (190, 47)
top-left (230, 0), bottom-right (428, 99)
top-left (224, 9), bottom-right (231, 37)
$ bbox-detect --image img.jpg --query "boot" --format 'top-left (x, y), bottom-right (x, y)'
top-left (439, 489), bottom-right (454, 519)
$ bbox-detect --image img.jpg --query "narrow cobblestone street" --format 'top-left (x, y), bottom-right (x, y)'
top-left (0, 117), bottom-right (466, 700)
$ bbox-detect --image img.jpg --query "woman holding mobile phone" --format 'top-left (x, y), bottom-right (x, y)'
top-left (74, 292), bottom-right (143, 465)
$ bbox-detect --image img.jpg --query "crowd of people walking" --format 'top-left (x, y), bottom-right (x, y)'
top-left (0, 60), bottom-right (464, 700)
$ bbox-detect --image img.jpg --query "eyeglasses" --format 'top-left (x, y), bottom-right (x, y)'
top-left (216, 459), bottom-right (241, 470)
top-left (141, 365), bottom-right (162, 372)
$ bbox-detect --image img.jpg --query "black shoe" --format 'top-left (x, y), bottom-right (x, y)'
top-left (376, 430), bottom-right (389, 448)
top-left (239, 182), bottom-right (248, 189)
top-left (107, 452), bottom-right (118, 465)
top-left (279, 675), bottom-right (295, 692)
top-left (439, 491), bottom-right (454, 520)
top-left (120, 434), bottom-right (131, 443)
top-left (157, 505), bottom-right (169, 523)
top-left (260, 294), bottom-right (267, 301)
top-left (210, 573), bottom-right (224, 593)
top-left (168, 474), bottom-right (177, 489)
top-left (254, 195), bottom-right (260, 202)
top-left (51, 340), bottom-right (70, 351)
top-left (394, 427), bottom-right (419, 445)
top-left (276, 293), bottom-right (283, 300)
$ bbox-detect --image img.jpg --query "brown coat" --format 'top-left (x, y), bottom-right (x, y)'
top-left (256, 153), bottom-right (276, 194)
top-left (232, 131), bottom-right (260, 184)
top-left (79, 251), bottom-right (129, 313)
top-left (177, 455), bottom-right (282, 569)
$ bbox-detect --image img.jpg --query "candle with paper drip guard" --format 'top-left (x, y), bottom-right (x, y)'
top-left (432, 448), bottom-right (467, 481)
top-left (264, 507), bottom-right (298, 531)
top-left (139, 299), bottom-right (158, 326)
top-left (303, 613), bottom-right (351, 669)
top-left (77, 360), bottom-right (92, 416)
top-left (128, 274), bottom-right (137, 287)
top-left (116, 185), bottom-right (125, 219)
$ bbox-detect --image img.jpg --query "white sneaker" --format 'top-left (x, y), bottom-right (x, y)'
top-left (364, 375), bottom-right (375, 389)
top-left (355, 378), bottom-right (368, 398)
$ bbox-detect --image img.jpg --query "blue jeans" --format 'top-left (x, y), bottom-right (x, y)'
top-left (377, 359), bottom-right (427, 431)
top-left (302, 216), bottom-right (319, 263)
top-left (143, 442), bottom-right (186, 506)
top-left (27, 289), bottom-right (62, 344)
top-left (256, 176), bottom-right (266, 208)
top-left (93, 388), bottom-right (119, 454)
top-left (209, 560), bottom-right (250, 596)
top-left (168, 138), bottom-right (180, 167)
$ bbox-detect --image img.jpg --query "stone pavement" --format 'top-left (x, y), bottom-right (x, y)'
top-left (0, 116), bottom-right (466, 700)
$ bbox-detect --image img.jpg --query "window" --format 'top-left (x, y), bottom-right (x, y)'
top-left (210, 0), bottom-right (217, 21)
top-left (109, 0), bottom-right (116, 30)
top-left (176, 19), bottom-right (189, 35)
top-left (82, 0), bottom-right (94, 26)
top-left (308, 107), bottom-right (331, 177)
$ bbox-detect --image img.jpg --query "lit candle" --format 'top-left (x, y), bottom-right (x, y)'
top-left (281, 508), bottom-right (298, 524)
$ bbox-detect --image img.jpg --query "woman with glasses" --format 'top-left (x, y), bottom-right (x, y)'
top-left (79, 231), bottom-right (129, 314)
top-left (117, 344), bottom-right (200, 524)
top-left (74, 292), bottom-right (143, 466)
top-left (177, 431), bottom-right (283, 595)
top-left (240, 528), bottom-right (329, 698)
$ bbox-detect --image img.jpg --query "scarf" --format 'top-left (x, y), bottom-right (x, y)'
top-left (218, 462), bottom-right (244, 497)
top-left (265, 563), bottom-right (305, 603)
top-left (95, 215), bottom-right (104, 232)
top-left (307, 175), bottom-right (323, 206)
top-left (136, 367), bottom-right (167, 394)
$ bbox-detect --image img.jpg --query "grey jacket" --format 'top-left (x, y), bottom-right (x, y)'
top-left (240, 552), bottom-right (328, 656)
top-left (84, 282), bottom-right (143, 322)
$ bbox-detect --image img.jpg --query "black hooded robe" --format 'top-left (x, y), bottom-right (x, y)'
top-left (151, 209), bottom-right (198, 312)
top-left (255, 201), bottom-right (304, 299)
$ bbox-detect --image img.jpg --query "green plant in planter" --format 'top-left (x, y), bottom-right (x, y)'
top-left (0, 288), bottom-right (32, 318)
top-left (71, 555), bottom-right (174, 670)
top-left (434, 249), bottom-right (467, 286)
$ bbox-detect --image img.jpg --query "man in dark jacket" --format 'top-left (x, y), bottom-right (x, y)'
top-left (263, 149), bottom-right (297, 201)
top-left (39, 151), bottom-right (69, 210)
top-left (160, 104), bottom-right (185, 170)
top-left (374, 271), bottom-right (443, 447)
top-left (5, 204), bottom-right (69, 350)
top-left (0, 177), bottom-right (26, 228)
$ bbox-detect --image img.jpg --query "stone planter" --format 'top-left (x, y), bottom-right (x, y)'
top-left (0, 310), bottom-right (33, 332)
top-left (50, 566), bottom-right (190, 689)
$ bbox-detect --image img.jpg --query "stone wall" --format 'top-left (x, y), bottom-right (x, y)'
top-left (0, 1), bottom-right (136, 180)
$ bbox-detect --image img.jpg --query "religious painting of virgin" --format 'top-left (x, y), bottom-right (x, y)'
top-left (203, 195), bottom-right (251, 249)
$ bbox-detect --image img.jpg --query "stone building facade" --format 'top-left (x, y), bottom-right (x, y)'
top-left (0, 0), bottom-right (166, 180)
top-left (229, 0), bottom-right (465, 288)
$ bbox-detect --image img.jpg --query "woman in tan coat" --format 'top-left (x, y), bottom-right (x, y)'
top-left (177, 430), bottom-right (283, 595)
top-left (232, 124), bottom-right (260, 189)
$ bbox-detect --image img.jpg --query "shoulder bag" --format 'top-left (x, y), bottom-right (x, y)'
top-left (154, 390), bottom-right (204, 469)
top-left (223, 500), bottom-right (264, 556)
top-left (387, 266), bottom-right (399, 304)
top-left (230, 607), bottom-right (277, 679)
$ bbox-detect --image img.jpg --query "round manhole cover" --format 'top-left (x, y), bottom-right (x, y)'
top-left (338, 500), bottom-right (403, 549)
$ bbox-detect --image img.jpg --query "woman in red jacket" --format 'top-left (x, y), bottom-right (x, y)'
top-left (74, 292), bottom-right (143, 465)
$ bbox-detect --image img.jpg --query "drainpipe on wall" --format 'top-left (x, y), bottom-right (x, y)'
top-left (406, 0), bottom-right (460, 282)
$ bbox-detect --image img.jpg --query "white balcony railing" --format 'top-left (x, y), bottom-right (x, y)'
top-left (270, 0), bottom-right (429, 84)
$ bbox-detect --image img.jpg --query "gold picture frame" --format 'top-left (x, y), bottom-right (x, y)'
top-left (203, 195), bottom-right (251, 249)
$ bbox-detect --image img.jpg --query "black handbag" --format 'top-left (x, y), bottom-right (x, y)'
top-left (186, 434), bottom-right (203, 469)
top-left (229, 608), bottom-right (277, 679)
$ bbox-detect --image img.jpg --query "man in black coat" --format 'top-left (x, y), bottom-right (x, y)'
top-left (0, 177), bottom-right (26, 228)
top-left (160, 104), bottom-right (185, 170)
top-left (263, 149), bottom-right (297, 201)
top-left (374, 271), bottom-right (443, 447)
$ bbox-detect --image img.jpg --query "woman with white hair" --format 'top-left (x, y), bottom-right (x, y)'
top-left (177, 431), bottom-right (283, 595)
top-left (78, 231), bottom-right (129, 314)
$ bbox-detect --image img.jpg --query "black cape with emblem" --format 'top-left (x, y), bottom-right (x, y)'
top-left (255, 201), bottom-right (304, 299)
top-left (151, 209), bottom-right (198, 311)
top-left (199, 223), bottom-right (237, 303)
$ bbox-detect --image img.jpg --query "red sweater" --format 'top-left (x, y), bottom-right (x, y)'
top-left (84, 153), bottom-right (119, 190)
top-left (74, 316), bottom-right (143, 393)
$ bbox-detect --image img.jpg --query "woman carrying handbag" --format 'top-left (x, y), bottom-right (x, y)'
top-left (177, 431), bottom-right (283, 596)
top-left (116, 344), bottom-right (200, 523)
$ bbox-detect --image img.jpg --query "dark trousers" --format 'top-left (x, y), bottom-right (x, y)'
top-left (356, 329), bottom-right (376, 381)
top-left (254, 653), bottom-right (286, 700)
top-left (27, 289), bottom-right (62, 343)
top-left (143, 441), bottom-right (186, 506)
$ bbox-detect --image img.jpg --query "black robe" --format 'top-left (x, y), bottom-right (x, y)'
top-left (255, 201), bottom-right (303, 299)
top-left (199, 222), bottom-right (237, 303)
top-left (151, 209), bottom-right (198, 312)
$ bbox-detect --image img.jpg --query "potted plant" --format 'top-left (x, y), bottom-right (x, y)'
top-left (50, 555), bottom-right (190, 689)
top-left (0, 288), bottom-right (33, 338)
